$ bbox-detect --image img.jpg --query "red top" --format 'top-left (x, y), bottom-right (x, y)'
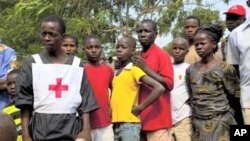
top-left (139, 44), bottom-right (174, 131)
top-left (84, 64), bottom-right (114, 128)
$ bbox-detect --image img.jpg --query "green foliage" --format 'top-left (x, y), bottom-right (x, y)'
top-left (0, 0), bottom-right (230, 64)
top-left (163, 42), bottom-right (172, 55)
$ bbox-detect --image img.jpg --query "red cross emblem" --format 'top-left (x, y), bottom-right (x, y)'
top-left (48, 78), bottom-right (68, 98)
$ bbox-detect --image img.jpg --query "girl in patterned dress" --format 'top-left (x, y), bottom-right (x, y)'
top-left (186, 24), bottom-right (240, 141)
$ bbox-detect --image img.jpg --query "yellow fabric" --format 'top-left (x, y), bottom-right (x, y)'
top-left (3, 104), bottom-right (20, 115)
top-left (17, 136), bottom-right (22, 141)
top-left (3, 104), bottom-right (22, 141)
top-left (111, 65), bottom-right (146, 122)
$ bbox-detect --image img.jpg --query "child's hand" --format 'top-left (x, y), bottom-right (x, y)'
top-left (132, 105), bottom-right (143, 116)
top-left (76, 130), bottom-right (91, 141)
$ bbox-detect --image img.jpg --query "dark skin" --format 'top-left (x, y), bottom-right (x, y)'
top-left (22, 21), bottom-right (91, 141)
top-left (40, 21), bottom-right (69, 64)
top-left (134, 21), bottom-right (169, 90)
top-left (61, 37), bottom-right (78, 55)
top-left (83, 38), bottom-right (102, 66)
top-left (194, 32), bottom-right (218, 70)
top-left (115, 37), bottom-right (165, 115)
top-left (171, 38), bottom-right (189, 64)
top-left (0, 113), bottom-right (17, 141)
top-left (115, 38), bottom-right (134, 72)
top-left (83, 38), bottom-right (112, 89)
top-left (226, 13), bottom-right (245, 32)
top-left (184, 19), bottom-right (200, 45)
top-left (6, 73), bottom-right (18, 100)
top-left (225, 13), bottom-right (244, 76)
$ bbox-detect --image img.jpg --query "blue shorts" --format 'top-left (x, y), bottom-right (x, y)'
top-left (113, 122), bottom-right (141, 141)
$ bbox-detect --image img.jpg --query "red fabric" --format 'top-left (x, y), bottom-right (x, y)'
top-left (84, 64), bottom-right (113, 128)
top-left (139, 44), bottom-right (174, 131)
top-left (224, 5), bottom-right (246, 18)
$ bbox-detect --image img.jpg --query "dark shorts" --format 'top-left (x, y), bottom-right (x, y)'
top-left (30, 113), bottom-right (82, 141)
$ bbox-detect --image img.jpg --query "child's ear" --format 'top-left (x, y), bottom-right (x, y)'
top-left (154, 32), bottom-right (158, 39)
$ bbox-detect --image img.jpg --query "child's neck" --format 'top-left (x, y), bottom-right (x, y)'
top-left (120, 59), bottom-right (131, 68)
top-left (86, 60), bottom-right (100, 66)
top-left (174, 60), bottom-right (184, 65)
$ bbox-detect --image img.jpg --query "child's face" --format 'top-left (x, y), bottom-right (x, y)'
top-left (40, 22), bottom-right (63, 53)
top-left (184, 19), bottom-right (199, 41)
top-left (115, 38), bottom-right (134, 62)
top-left (172, 41), bottom-right (188, 64)
top-left (84, 38), bottom-right (102, 62)
top-left (61, 38), bottom-right (77, 55)
top-left (6, 73), bottom-right (18, 99)
top-left (99, 53), bottom-right (106, 64)
top-left (194, 33), bottom-right (215, 58)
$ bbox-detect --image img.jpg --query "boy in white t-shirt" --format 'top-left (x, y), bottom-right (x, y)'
top-left (170, 37), bottom-right (192, 141)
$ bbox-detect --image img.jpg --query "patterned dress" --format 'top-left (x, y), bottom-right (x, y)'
top-left (186, 62), bottom-right (240, 141)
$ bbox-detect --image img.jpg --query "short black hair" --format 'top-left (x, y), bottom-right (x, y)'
top-left (141, 19), bottom-right (157, 32)
top-left (172, 37), bottom-right (189, 49)
top-left (63, 34), bottom-right (78, 47)
top-left (8, 69), bottom-right (20, 76)
top-left (186, 15), bottom-right (201, 26)
top-left (83, 34), bottom-right (101, 46)
top-left (42, 15), bottom-right (66, 34)
top-left (119, 35), bottom-right (136, 49)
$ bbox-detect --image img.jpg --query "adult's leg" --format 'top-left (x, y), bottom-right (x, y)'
top-left (172, 117), bottom-right (192, 141)
top-left (242, 108), bottom-right (250, 124)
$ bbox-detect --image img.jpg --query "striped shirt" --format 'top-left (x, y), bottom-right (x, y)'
top-left (3, 103), bottom-right (22, 141)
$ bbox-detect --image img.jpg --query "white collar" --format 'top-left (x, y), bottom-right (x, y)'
top-left (123, 62), bottom-right (133, 70)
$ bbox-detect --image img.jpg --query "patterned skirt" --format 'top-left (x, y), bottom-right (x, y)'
top-left (192, 111), bottom-right (237, 141)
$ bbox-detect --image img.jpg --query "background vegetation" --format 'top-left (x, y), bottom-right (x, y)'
top-left (0, 0), bottom-right (229, 64)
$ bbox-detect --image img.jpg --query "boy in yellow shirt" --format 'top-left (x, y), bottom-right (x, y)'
top-left (111, 36), bottom-right (165, 141)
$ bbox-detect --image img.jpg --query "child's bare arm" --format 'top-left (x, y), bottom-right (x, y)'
top-left (21, 108), bottom-right (32, 141)
top-left (76, 113), bottom-right (91, 141)
top-left (132, 75), bottom-right (165, 116)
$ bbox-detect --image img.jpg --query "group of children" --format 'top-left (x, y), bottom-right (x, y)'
top-left (1, 4), bottom-right (246, 141)
top-left (1, 15), bottom-right (170, 141)
top-left (169, 4), bottom-right (246, 141)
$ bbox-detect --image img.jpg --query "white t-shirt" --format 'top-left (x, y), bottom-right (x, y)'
top-left (226, 19), bottom-right (250, 108)
top-left (171, 62), bottom-right (192, 124)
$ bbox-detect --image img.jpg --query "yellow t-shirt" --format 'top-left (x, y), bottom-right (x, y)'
top-left (111, 63), bottom-right (146, 122)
